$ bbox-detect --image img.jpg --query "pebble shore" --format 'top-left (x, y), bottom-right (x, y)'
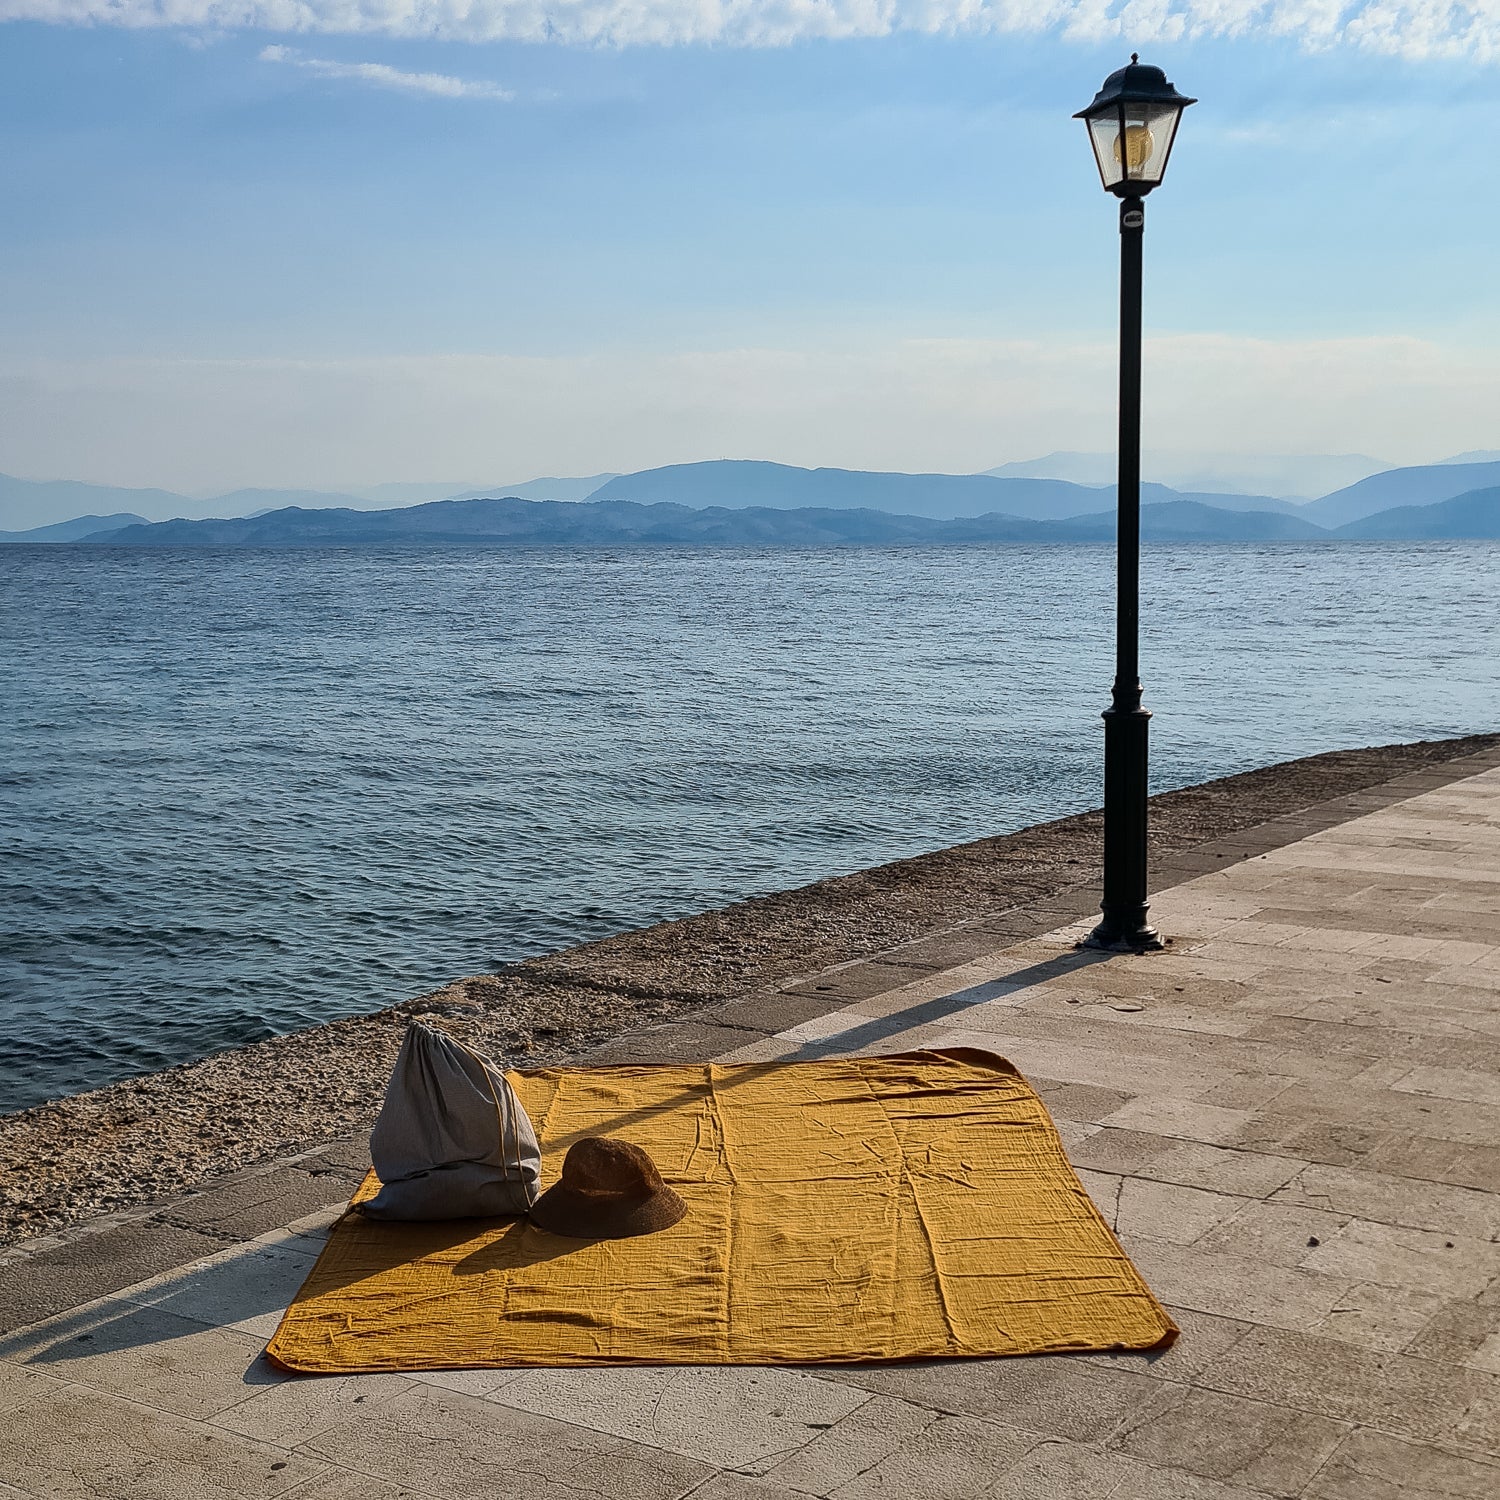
top-left (3, 731), bottom-right (1496, 1247)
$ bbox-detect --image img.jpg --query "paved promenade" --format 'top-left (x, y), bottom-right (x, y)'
top-left (2, 752), bottom-right (1498, 1498)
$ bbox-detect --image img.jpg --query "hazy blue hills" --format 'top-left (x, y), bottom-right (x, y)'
top-left (1302, 459), bottom-right (1500, 528)
top-left (1078, 502), bottom-right (1327, 542)
top-left (69, 494), bottom-right (1393, 547)
top-left (0, 476), bottom-right (189, 533)
top-left (459, 474), bottom-right (619, 503)
top-left (1337, 486), bottom-right (1500, 540)
top-left (8, 455), bottom-right (1500, 547)
top-left (591, 460), bottom-right (1090, 519)
top-left (0, 512), bottom-right (149, 543)
top-left (87, 498), bottom-right (1013, 547)
top-left (985, 450), bottom-right (1386, 499)
top-left (586, 460), bottom-right (1296, 522)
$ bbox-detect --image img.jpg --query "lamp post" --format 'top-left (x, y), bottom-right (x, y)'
top-left (1075, 57), bottom-right (1195, 952)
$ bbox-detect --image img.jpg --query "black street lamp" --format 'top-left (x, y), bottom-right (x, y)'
top-left (1074, 57), bottom-right (1195, 952)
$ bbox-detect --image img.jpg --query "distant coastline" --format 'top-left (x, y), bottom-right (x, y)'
top-left (5, 487), bottom-right (1499, 549)
top-left (3, 454), bottom-right (1499, 545)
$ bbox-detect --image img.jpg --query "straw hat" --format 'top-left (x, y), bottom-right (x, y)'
top-left (529, 1137), bottom-right (688, 1240)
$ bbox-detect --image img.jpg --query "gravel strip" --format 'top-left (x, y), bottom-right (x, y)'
top-left (3, 732), bottom-right (1495, 1246)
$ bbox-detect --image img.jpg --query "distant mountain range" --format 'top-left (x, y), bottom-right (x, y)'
top-left (1295, 461), bottom-right (1500, 528)
top-left (0, 512), bottom-right (149, 543)
top-left (985, 450), bottom-right (1388, 500)
top-left (26, 483), bottom-right (1493, 549)
top-left (1338, 485), bottom-right (1500, 540)
top-left (55, 497), bottom-right (1312, 548)
top-left (0, 471), bottom-right (612, 532)
top-left (1, 454), bottom-right (1496, 547)
top-left (586, 461), bottom-right (1306, 521)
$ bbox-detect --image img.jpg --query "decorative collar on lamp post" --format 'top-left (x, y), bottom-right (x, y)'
top-left (1074, 56), bottom-right (1196, 197)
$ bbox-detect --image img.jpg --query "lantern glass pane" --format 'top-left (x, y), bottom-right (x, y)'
top-left (1086, 111), bottom-right (1126, 189)
top-left (1122, 102), bottom-right (1182, 185)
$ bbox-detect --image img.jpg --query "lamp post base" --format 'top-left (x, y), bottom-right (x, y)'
top-left (1081, 917), bottom-right (1164, 953)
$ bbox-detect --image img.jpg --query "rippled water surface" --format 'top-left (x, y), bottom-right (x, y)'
top-left (2, 541), bottom-right (1496, 1112)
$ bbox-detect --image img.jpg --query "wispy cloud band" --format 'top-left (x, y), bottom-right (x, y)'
top-left (259, 43), bottom-right (512, 98)
top-left (2, 0), bottom-right (1497, 63)
top-left (3, 334), bottom-right (1495, 492)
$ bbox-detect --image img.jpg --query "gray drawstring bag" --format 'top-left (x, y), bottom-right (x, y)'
top-left (361, 1021), bottom-right (541, 1221)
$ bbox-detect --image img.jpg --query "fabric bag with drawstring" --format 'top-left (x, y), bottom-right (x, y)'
top-left (361, 1020), bottom-right (541, 1220)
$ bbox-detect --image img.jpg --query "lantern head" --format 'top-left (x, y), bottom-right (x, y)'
top-left (1075, 56), bottom-right (1195, 197)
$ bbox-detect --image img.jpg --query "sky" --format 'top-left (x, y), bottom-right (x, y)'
top-left (0, 3), bottom-right (1497, 494)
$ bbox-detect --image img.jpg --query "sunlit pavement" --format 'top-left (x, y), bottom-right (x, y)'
top-left (3, 752), bottom-right (1499, 1499)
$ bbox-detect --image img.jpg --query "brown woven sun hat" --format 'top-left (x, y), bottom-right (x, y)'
top-left (529, 1136), bottom-right (688, 1240)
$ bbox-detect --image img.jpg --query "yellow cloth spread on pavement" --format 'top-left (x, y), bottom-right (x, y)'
top-left (266, 1048), bottom-right (1176, 1372)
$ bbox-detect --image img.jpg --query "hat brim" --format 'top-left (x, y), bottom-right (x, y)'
top-left (529, 1183), bottom-right (688, 1240)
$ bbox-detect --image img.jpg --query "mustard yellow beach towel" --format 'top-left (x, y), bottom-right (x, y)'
top-left (268, 1047), bottom-right (1175, 1372)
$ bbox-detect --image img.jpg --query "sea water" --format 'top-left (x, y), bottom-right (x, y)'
top-left (2, 540), bottom-right (1495, 1112)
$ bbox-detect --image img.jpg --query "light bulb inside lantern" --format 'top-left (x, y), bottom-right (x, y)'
top-left (1112, 124), bottom-right (1155, 175)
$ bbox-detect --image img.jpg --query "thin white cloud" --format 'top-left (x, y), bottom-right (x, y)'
top-left (259, 43), bottom-right (512, 98)
top-left (0, 0), bottom-right (1494, 63)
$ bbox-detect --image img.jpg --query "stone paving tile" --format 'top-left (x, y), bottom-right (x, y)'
top-left (1302, 1429), bottom-right (1500, 1500)
top-left (1093, 1466), bottom-right (1280, 1500)
top-left (214, 1360), bottom-right (416, 1447)
top-left (300, 1384), bottom-right (713, 1500)
top-left (406, 1366), bottom-right (528, 1397)
top-left (837, 965), bottom-right (1038, 1020)
top-left (1268, 1160), bottom-right (1500, 1239)
top-left (276, 1472), bottom-right (436, 1500)
top-left (1115, 1179), bottom-right (1246, 1246)
top-left (1020, 992), bottom-right (1258, 1038)
top-left (992, 1444), bottom-right (1289, 1499)
top-left (813, 1411), bottom-right (1036, 1500)
top-left (1067, 1126), bottom-right (1177, 1175)
top-left (1119, 1237), bottom-right (1354, 1332)
top-left (756, 1392), bottom-right (941, 1495)
top-left (1029, 1079), bottom-right (1135, 1123)
top-left (0, 1217), bottom-right (230, 1332)
top-left (1440, 1143), bottom-right (1500, 1195)
top-left (1230, 1114), bottom-right (1394, 1171)
top-left (684, 1476), bottom-right (807, 1500)
top-left (0, 1381), bottom-right (326, 1500)
top-left (254, 1204), bottom-right (345, 1253)
top-left (1083, 1307), bottom-right (1252, 1385)
top-left (932, 1029), bottom-right (1265, 1109)
top-left (1301, 1218), bottom-right (1500, 1300)
top-left (0, 1355), bottom-right (70, 1416)
top-left (1095, 1095), bottom-right (1261, 1145)
top-left (781, 961), bottom-right (948, 1003)
top-left (1389, 1062), bottom-right (1500, 1107)
top-left (0, 1296), bottom-right (266, 1419)
top-left (1405, 1297), bottom-right (1500, 1372)
top-left (983, 1437), bottom-right (1140, 1497)
top-left (1075, 1168), bottom-right (1122, 1226)
top-left (1108, 1382), bottom-right (1350, 1497)
top-left (1310, 1280), bottom-right (1451, 1355)
top-left (827, 1352), bottom-right (1160, 1444)
top-left (1200, 1324), bottom-right (1500, 1447)
top-left (490, 1367), bottom-right (868, 1472)
top-left (121, 1238), bottom-right (319, 1338)
top-left (1135, 1142), bottom-right (1308, 1199)
top-left (881, 923), bottom-right (1055, 972)
top-left (1193, 1199), bottom-right (1352, 1267)
top-left (171, 1165), bottom-right (352, 1241)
